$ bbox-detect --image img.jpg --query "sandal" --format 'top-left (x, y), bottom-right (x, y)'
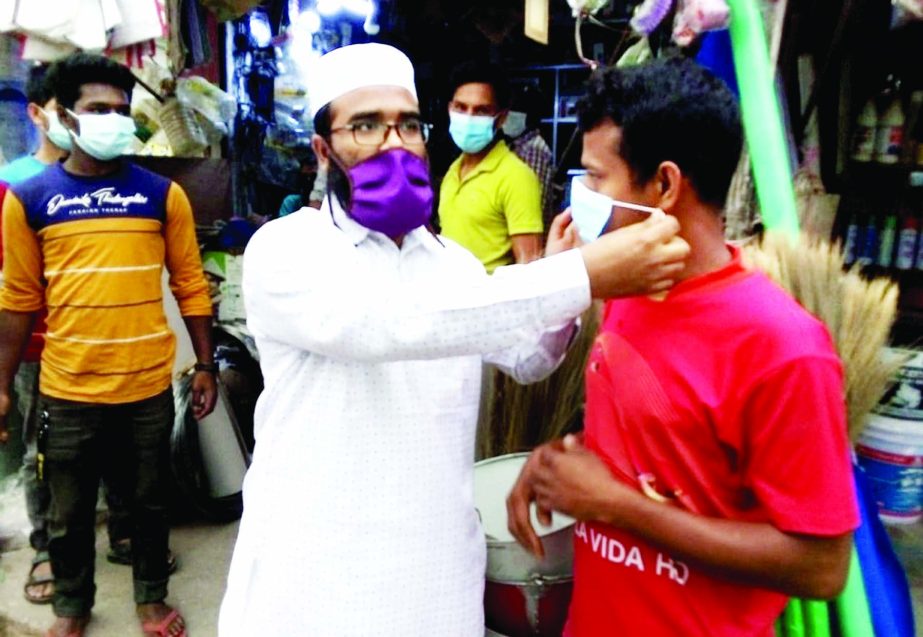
top-left (25, 551), bottom-right (55, 605)
top-left (107, 540), bottom-right (178, 574)
top-left (141, 608), bottom-right (186, 637)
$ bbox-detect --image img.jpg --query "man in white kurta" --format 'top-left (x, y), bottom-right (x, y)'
top-left (218, 43), bottom-right (688, 637)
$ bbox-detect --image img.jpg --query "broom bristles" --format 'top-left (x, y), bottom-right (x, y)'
top-left (478, 304), bottom-right (601, 458)
top-left (743, 232), bottom-right (904, 441)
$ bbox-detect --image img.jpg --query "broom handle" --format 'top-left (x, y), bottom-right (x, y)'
top-left (726, 0), bottom-right (799, 239)
top-left (834, 546), bottom-right (876, 637)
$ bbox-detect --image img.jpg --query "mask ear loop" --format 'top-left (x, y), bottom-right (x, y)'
top-left (611, 200), bottom-right (665, 218)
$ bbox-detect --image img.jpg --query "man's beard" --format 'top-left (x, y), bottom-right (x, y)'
top-left (326, 155), bottom-right (353, 210)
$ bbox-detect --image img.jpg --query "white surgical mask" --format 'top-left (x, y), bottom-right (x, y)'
top-left (569, 175), bottom-right (663, 243)
top-left (44, 109), bottom-right (73, 151)
top-left (502, 110), bottom-right (528, 138)
top-left (66, 109), bottom-right (137, 161)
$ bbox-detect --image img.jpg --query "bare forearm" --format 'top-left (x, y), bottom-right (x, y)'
top-left (596, 483), bottom-right (852, 599)
top-left (182, 315), bottom-right (214, 365)
top-left (511, 233), bottom-right (543, 264)
top-left (0, 310), bottom-right (35, 389)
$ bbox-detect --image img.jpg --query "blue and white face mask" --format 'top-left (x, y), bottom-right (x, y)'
top-left (569, 175), bottom-right (663, 244)
top-left (449, 112), bottom-right (497, 154)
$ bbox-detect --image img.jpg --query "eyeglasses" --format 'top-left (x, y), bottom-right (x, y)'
top-left (330, 118), bottom-right (432, 146)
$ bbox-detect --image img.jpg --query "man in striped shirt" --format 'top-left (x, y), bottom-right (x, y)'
top-left (0, 53), bottom-right (214, 637)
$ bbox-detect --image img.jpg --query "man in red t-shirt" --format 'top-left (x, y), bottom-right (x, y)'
top-left (507, 58), bottom-right (858, 637)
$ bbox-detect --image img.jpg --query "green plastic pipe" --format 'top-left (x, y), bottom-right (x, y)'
top-left (802, 600), bottom-right (831, 637)
top-left (835, 546), bottom-right (876, 637)
top-left (725, 0), bottom-right (800, 239)
top-left (781, 599), bottom-right (805, 637)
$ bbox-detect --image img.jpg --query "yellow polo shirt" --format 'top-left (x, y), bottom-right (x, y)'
top-left (438, 140), bottom-right (543, 273)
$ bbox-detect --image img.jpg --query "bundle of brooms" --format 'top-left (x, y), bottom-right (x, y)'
top-left (743, 231), bottom-right (904, 442)
top-left (477, 304), bottom-right (601, 459)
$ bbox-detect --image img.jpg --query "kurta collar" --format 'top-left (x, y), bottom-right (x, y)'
top-left (325, 194), bottom-right (443, 254)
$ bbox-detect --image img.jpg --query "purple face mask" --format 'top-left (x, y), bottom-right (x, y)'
top-left (345, 148), bottom-right (434, 237)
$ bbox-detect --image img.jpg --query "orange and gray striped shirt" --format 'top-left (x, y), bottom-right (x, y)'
top-left (0, 162), bottom-right (211, 404)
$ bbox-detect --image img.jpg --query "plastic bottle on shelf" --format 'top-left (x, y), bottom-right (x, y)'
top-left (878, 214), bottom-right (898, 268)
top-left (851, 98), bottom-right (878, 162)
top-left (875, 76), bottom-right (905, 165)
top-left (902, 91), bottom-right (923, 166)
top-left (857, 215), bottom-right (880, 266)
top-left (843, 212), bottom-right (861, 265)
top-left (896, 212), bottom-right (919, 270)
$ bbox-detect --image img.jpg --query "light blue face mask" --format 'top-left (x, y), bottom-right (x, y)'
top-left (66, 109), bottom-right (137, 161)
top-left (449, 112), bottom-right (497, 154)
top-left (569, 175), bottom-right (663, 244)
top-left (44, 109), bottom-right (73, 151)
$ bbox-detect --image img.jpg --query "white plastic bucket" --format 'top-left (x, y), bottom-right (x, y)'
top-left (856, 413), bottom-right (923, 525)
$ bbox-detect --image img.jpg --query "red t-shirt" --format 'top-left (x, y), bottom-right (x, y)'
top-left (0, 181), bottom-right (46, 362)
top-left (565, 246), bottom-right (859, 637)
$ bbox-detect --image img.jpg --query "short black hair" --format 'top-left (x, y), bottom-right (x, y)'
top-left (49, 52), bottom-right (136, 110)
top-left (25, 64), bottom-right (54, 106)
top-left (313, 104), bottom-right (332, 138)
top-left (576, 57), bottom-right (743, 207)
top-left (448, 61), bottom-right (510, 109)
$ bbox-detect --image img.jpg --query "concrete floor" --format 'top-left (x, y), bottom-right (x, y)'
top-left (887, 521), bottom-right (923, 635)
top-left (0, 520), bottom-right (239, 637)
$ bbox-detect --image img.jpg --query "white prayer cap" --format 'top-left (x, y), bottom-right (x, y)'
top-left (308, 43), bottom-right (418, 119)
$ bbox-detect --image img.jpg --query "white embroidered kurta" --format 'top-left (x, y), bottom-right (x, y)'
top-left (218, 199), bottom-right (591, 637)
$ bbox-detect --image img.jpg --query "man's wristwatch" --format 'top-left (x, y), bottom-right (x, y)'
top-left (194, 362), bottom-right (218, 374)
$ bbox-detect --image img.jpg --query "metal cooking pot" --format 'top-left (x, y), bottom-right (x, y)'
top-left (474, 453), bottom-right (575, 637)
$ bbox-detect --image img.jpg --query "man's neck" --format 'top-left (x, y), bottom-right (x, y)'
top-left (459, 138), bottom-right (499, 178)
top-left (33, 138), bottom-right (66, 165)
top-left (62, 148), bottom-right (121, 177)
top-left (672, 203), bottom-right (732, 282)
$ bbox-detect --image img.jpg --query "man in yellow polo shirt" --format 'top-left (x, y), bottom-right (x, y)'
top-left (438, 61), bottom-right (544, 273)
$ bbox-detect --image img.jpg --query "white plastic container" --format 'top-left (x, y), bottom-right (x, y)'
top-left (875, 97), bottom-right (905, 164)
top-left (857, 413), bottom-right (923, 524)
top-left (851, 99), bottom-right (878, 162)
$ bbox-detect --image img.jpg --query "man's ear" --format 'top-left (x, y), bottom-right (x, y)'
top-left (654, 161), bottom-right (683, 213)
top-left (57, 104), bottom-right (78, 134)
top-left (311, 134), bottom-right (331, 169)
top-left (26, 103), bottom-right (46, 129)
top-left (495, 109), bottom-right (509, 130)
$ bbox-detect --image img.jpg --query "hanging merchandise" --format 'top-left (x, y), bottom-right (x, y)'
top-left (567, 0), bottom-right (612, 67)
top-left (629, 0), bottom-right (673, 36)
top-left (20, 35), bottom-right (74, 62)
top-left (66, 0), bottom-right (112, 50)
top-left (199, 0), bottom-right (263, 22)
top-left (616, 35), bottom-right (654, 67)
top-left (892, 0), bottom-right (923, 27)
top-left (0, 0), bottom-right (15, 32)
top-left (672, 0), bottom-right (730, 47)
top-left (158, 96), bottom-right (208, 156)
top-left (176, 76), bottom-right (237, 137)
top-left (12, 0), bottom-right (79, 43)
top-left (109, 0), bottom-right (166, 49)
